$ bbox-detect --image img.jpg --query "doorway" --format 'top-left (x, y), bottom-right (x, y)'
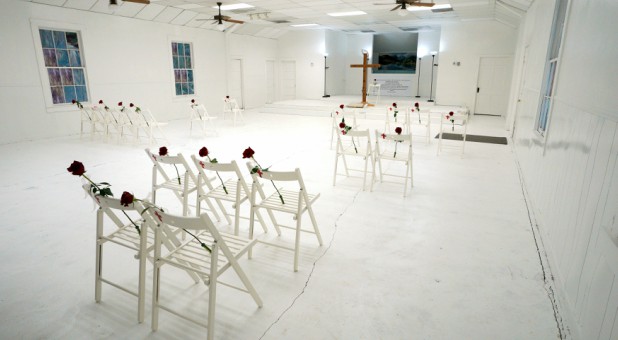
top-left (280, 60), bottom-right (296, 101)
top-left (475, 56), bottom-right (513, 116)
top-left (229, 58), bottom-right (244, 108)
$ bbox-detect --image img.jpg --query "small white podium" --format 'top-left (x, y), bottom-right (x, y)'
top-left (367, 83), bottom-right (381, 105)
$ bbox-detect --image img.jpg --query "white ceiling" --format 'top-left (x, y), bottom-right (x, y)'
top-left (24, 0), bottom-right (532, 38)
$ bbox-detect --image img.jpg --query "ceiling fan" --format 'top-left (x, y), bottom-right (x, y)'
top-left (196, 2), bottom-right (244, 31)
top-left (375, 0), bottom-right (435, 12)
top-left (109, 0), bottom-right (150, 5)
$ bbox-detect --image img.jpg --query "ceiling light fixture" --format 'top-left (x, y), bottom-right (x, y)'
top-left (408, 3), bottom-right (451, 12)
top-left (327, 11), bottom-right (367, 17)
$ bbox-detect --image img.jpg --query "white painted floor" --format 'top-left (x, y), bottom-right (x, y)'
top-left (0, 98), bottom-right (558, 339)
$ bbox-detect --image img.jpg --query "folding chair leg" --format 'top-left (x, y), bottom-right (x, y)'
top-left (306, 203), bottom-right (323, 246)
top-left (137, 225), bottom-right (147, 323)
top-left (151, 264), bottom-right (161, 331)
top-left (95, 241), bottom-right (102, 303)
top-left (207, 242), bottom-right (218, 340)
top-left (254, 210), bottom-right (269, 233)
top-left (294, 214), bottom-right (302, 272)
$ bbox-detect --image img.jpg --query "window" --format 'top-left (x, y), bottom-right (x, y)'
top-left (536, 0), bottom-right (568, 135)
top-left (39, 29), bottom-right (88, 104)
top-left (172, 42), bottom-right (194, 96)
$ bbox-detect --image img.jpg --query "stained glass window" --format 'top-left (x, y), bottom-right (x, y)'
top-left (172, 42), bottom-right (194, 96)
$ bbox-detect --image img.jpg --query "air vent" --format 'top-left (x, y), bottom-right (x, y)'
top-left (431, 7), bottom-right (454, 13)
top-left (360, 29), bottom-right (375, 33)
top-left (399, 26), bottom-right (433, 32)
top-left (268, 19), bottom-right (291, 24)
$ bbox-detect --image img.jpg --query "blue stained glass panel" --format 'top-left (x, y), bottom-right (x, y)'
top-left (48, 68), bottom-right (62, 86)
top-left (43, 49), bottom-right (57, 67)
top-left (56, 49), bottom-right (69, 67)
top-left (73, 69), bottom-right (85, 85)
top-left (187, 70), bottom-right (193, 82)
top-left (172, 42), bottom-right (178, 56)
top-left (180, 70), bottom-right (186, 82)
top-left (175, 83), bottom-right (182, 95)
top-left (181, 83), bottom-right (188, 95)
top-left (187, 82), bottom-right (194, 94)
top-left (174, 70), bottom-right (181, 82)
top-left (173, 56), bottom-right (179, 69)
top-left (178, 56), bottom-right (185, 69)
top-left (64, 86), bottom-right (76, 103)
top-left (185, 56), bottom-right (191, 69)
top-left (60, 69), bottom-right (74, 85)
top-left (40, 30), bottom-right (54, 48)
top-left (76, 86), bottom-right (88, 102)
top-left (51, 86), bottom-right (64, 104)
top-left (178, 43), bottom-right (184, 56)
top-left (65, 32), bottom-right (79, 49)
top-left (69, 50), bottom-right (81, 67)
top-left (184, 43), bottom-right (191, 56)
top-left (53, 31), bottom-right (66, 49)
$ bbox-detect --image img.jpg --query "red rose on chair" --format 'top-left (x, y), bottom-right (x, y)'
top-left (99, 99), bottom-right (103, 104)
top-left (449, 111), bottom-right (454, 116)
top-left (381, 133), bottom-right (386, 139)
top-left (392, 102), bottom-right (397, 108)
top-left (414, 102), bottom-right (419, 108)
top-left (130, 103), bottom-right (134, 108)
top-left (199, 147), bottom-right (209, 157)
top-left (395, 127), bottom-right (402, 134)
top-left (118, 101), bottom-right (122, 106)
top-left (242, 147), bottom-right (255, 159)
top-left (191, 99), bottom-right (195, 104)
top-left (159, 146), bottom-right (168, 156)
top-left (339, 104), bottom-right (344, 109)
top-left (67, 160), bottom-right (85, 176)
top-left (339, 122), bottom-right (346, 129)
top-left (120, 191), bottom-right (134, 207)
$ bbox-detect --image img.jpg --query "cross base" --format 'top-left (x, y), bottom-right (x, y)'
top-left (347, 102), bottom-right (374, 108)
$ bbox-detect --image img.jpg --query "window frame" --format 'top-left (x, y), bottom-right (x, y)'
top-left (31, 20), bottom-right (90, 113)
top-left (535, 0), bottom-right (570, 136)
top-left (170, 40), bottom-right (195, 98)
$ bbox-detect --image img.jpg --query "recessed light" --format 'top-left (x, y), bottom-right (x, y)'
top-left (290, 23), bottom-right (318, 27)
top-left (327, 11), bottom-right (367, 17)
top-left (408, 4), bottom-right (451, 12)
top-left (213, 3), bottom-right (254, 10)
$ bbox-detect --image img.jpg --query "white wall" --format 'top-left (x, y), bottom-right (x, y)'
top-left (0, 1), bottom-right (280, 144)
top-left (511, 0), bottom-right (618, 338)
top-left (344, 34), bottom-right (374, 96)
top-left (277, 30), bottom-right (325, 100)
top-left (435, 21), bottom-right (517, 107)
top-left (227, 34), bottom-right (278, 109)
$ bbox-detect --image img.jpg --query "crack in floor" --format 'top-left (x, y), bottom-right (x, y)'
top-left (258, 190), bottom-right (361, 339)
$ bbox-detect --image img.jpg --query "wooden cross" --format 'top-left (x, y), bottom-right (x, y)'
top-left (349, 50), bottom-right (380, 107)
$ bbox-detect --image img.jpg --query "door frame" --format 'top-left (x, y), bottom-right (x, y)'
top-left (472, 54), bottom-right (514, 116)
top-left (229, 57), bottom-right (244, 109)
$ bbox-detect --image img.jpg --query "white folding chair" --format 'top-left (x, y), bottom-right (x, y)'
top-left (190, 104), bottom-right (217, 136)
top-left (437, 113), bottom-right (469, 157)
top-left (230, 99), bottom-right (245, 126)
top-left (330, 106), bottom-right (359, 149)
top-left (410, 107), bottom-right (431, 145)
top-left (333, 128), bottom-right (375, 191)
top-left (191, 155), bottom-right (271, 236)
top-left (135, 108), bottom-right (168, 145)
top-left (145, 149), bottom-right (198, 217)
top-left (83, 185), bottom-right (149, 323)
top-left (146, 208), bottom-right (263, 340)
top-left (372, 130), bottom-right (414, 197)
top-left (79, 106), bottom-right (97, 138)
top-left (247, 165), bottom-right (323, 272)
top-left (384, 104), bottom-right (410, 134)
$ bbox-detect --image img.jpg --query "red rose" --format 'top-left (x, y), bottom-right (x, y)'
top-left (118, 102), bottom-right (123, 106)
top-left (226, 95), bottom-right (229, 99)
top-left (449, 111), bottom-right (454, 116)
top-left (392, 102), bottom-right (397, 108)
top-left (120, 191), bottom-right (134, 207)
top-left (339, 122), bottom-right (346, 129)
top-left (159, 146), bottom-right (168, 156)
top-left (257, 169), bottom-right (263, 177)
top-left (191, 99), bottom-right (195, 103)
top-left (414, 102), bottom-right (419, 107)
top-left (67, 160), bottom-right (85, 176)
top-left (381, 133), bottom-right (386, 139)
top-left (242, 147), bottom-right (255, 159)
top-left (199, 147), bottom-right (209, 157)
top-left (98, 100), bottom-right (103, 104)
top-left (130, 103), bottom-right (134, 108)
top-left (445, 115), bottom-right (450, 119)
top-left (71, 99), bottom-right (76, 104)
top-left (341, 130), bottom-right (346, 135)
top-left (339, 104), bottom-right (344, 109)
top-left (395, 127), bottom-right (402, 134)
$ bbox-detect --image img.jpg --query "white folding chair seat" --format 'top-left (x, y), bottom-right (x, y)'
top-left (333, 128), bottom-right (375, 191)
top-left (437, 112), bottom-right (469, 157)
top-left (372, 130), bottom-right (414, 197)
top-left (190, 104), bottom-right (217, 136)
top-left (146, 149), bottom-right (198, 216)
top-left (247, 166), bottom-right (323, 272)
top-left (145, 209), bottom-right (263, 340)
top-left (191, 156), bottom-right (271, 236)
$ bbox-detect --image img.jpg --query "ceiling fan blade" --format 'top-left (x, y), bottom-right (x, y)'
top-left (224, 18), bottom-right (244, 24)
top-left (409, 2), bottom-right (435, 7)
top-left (123, 0), bottom-right (150, 4)
top-left (390, 4), bottom-right (402, 11)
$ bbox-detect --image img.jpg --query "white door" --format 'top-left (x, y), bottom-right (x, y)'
top-left (266, 60), bottom-right (275, 104)
top-left (229, 58), bottom-right (243, 108)
top-left (475, 57), bottom-right (513, 116)
top-left (280, 60), bottom-right (296, 101)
